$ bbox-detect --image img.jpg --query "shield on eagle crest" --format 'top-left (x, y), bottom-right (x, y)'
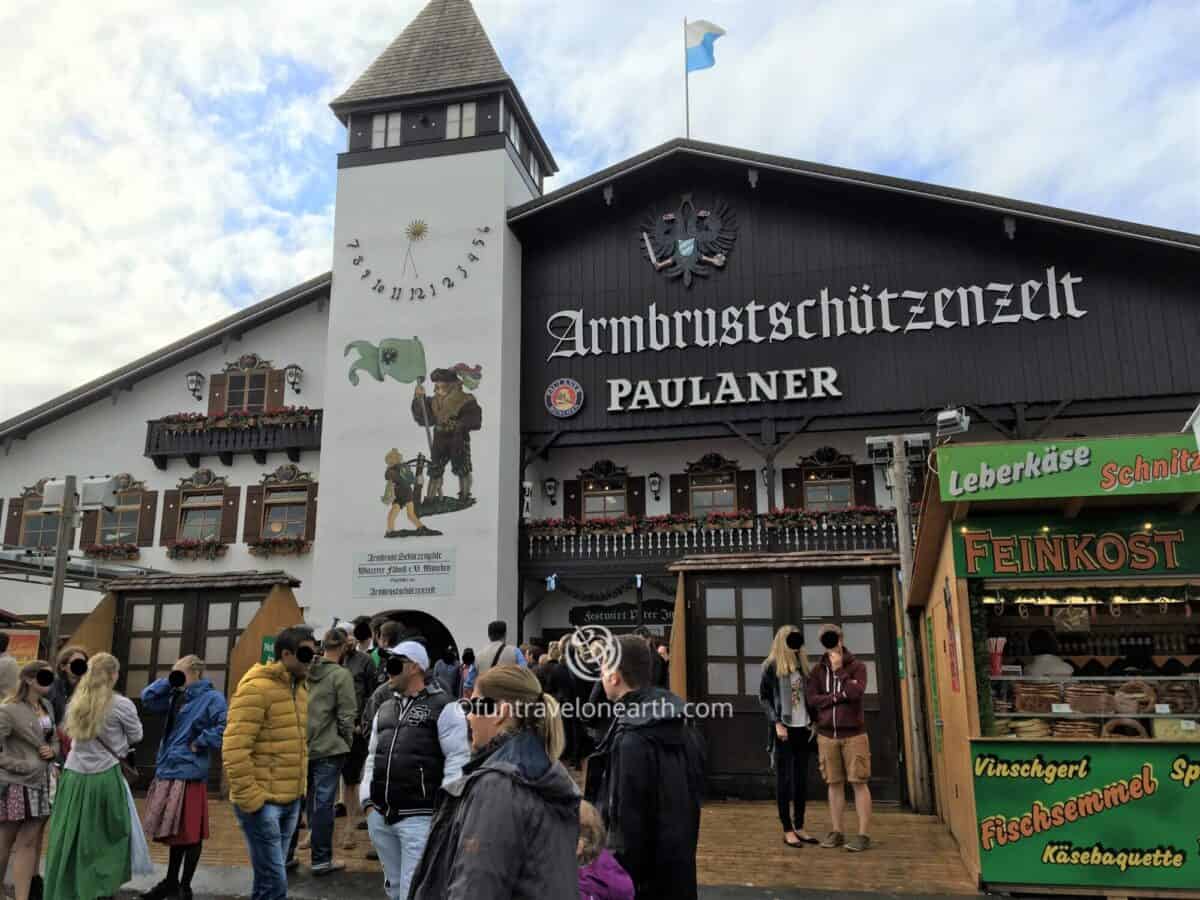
top-left (640, 195), bottom-right (738, 287)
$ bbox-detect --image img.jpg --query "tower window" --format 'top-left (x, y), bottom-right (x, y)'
top-left (529, 155), bottom-right (540, 185)
top-left (508, 114), bottom-right (520, 154)
top-left (371, 112), bottom-right (403, 149)
top-left (446, 102), bottom-right (477, 139)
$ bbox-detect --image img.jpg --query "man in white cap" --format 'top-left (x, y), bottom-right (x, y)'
top-left (360, 641), bottom-right (468, 899)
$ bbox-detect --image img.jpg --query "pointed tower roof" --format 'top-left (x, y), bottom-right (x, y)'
top-left (331, 0), bottom-right (510, 111)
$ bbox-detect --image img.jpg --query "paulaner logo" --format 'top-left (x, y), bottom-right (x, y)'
top-left (948, 446), bottom-right (1092, 497)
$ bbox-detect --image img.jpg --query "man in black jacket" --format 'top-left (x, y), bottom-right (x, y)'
top-left (586, 635), bottom-right (705, 899)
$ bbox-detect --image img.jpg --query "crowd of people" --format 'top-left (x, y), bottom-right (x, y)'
top-left (0, 610), bottom-right (870, 899)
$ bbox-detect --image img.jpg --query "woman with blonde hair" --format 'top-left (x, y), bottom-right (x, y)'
top-left (0, 661), bottom-right (59, 900)
top-left (758, 625), bottom-right (817, 847)
top-left (43, 652), bottom-right (152, 899)
top-left (408, 664), bottom-right (580, 898)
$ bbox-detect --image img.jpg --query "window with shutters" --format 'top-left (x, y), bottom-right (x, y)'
top-left (19, 498), bottom-right (58, 549)
top-left (178, 491), bottom-right (223, 541)
top-left (685, 453), bottom-right (741, 516)
top-left (99, 491), bottom-right (142, 544)
top-left (226, 369), bottom-right (268, 413)
top-left (797, 447), bottom-right (855, 511)
top-left (576, 460), bottom-right (629, 521)
top-left (263, 486), bottom-right (308, 537)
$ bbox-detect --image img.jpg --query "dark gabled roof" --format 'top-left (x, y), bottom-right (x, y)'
top-left (509, 138), bottom-right (1200, 251)
top-left (0, 272), bottom-right (331, 443)
top-left (330, 0), bottom-right (509, 111)
top-left (106, 570), bottom-right (301, 592)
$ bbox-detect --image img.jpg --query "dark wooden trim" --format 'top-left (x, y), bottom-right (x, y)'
top-left (669, 473), bottom-right (689, 515)
top-left (854, 464), bottom-right (876, 507)
top-left (736, 470), bottom-right (758, 515)
top-left (781, 468), bottom-right (803, 510)
top-left (137, 491), bottom-right (158, 548)
top-left (626, 476), bottom-right (646, 519)
top-left (338, 133), bottom-right (507, 170)
top-left (304, 483), bottom-right (318, 542)
top-left (220, 487), bottom-right (241, 544)
top-left (562, 479), bottom-right (581, 521)
top-left (266, 370), bottom-right (286, 413)
top-left (159, 490), bottom-right (180, 546)
top-left (78, 510), bottom-right (99, 549)
top-left (243, 485), bottom-right (264, 544)
top-left (207, 374), bottom-right (228, 416)
top-left (3, 498), bottom-right (22, 547)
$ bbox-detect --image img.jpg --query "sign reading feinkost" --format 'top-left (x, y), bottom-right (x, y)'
top-left (954, 514), bottom-right (1196, 579)
top-left (972, 740), bottom-right (1200, 891)
top-left (352, 548), bottom-right (457, 600)
top-left (939, 434), bottom-right (1200, 502)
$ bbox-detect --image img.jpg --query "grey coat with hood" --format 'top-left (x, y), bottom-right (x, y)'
top-left (408, 729), bottom-right (580, 900)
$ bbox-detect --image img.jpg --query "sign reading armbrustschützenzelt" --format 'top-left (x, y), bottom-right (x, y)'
top-left (972, 740), bottom-right (1200, 891)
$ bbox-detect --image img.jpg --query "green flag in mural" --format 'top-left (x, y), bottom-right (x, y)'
top-left (345, 337), bottom-right (427, 386)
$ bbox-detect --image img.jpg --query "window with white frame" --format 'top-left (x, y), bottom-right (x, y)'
top-left (529, 155), bottom-right (540, 185)
top-left (371, 112), bottom-right (403, 149)
top-left (446, 102), bottom-right (477, 139)
top-left (582, 477), bottom-right (626, 521)
top-left (508, 114), bottom-right (520, 154)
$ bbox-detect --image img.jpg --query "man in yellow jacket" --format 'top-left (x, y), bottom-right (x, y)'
top-left (224, 625), bottom-right (317, 900)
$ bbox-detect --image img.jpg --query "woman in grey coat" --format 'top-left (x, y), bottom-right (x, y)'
top-left (408, 664), bottom-right (579, 899)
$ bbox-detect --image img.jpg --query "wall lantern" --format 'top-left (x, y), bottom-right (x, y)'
top-left (647, 472), bottom-right (663, 501)
top-left (542, 476), bottom-right (559, 506)
top-left (284, 364), bottom-right (304, 395)
top-left (185, 371), bottom-right (205, 401)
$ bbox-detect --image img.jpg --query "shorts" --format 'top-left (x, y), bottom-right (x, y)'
top-left (343, 732), bottom-right (369, 785)
top-left (817, 733), bottom-right (871, 785)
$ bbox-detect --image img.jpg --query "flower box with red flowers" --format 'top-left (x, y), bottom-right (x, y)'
top-left (166, 539), bottom-right (228, 561)
top-left (763, 507), bottom-right (819, 529)
top-left (578, 515), bottom-right (639, 535)
top-left (641, 513), bottom-right (698, 533)
top-left (247, 536), bottom-right (312, 558)
top-left (83, 543), bottom-right (140, 561)
top-left (525, 518), bottom-right (577, 538)
top-left (702, 510), bottom-right (756, 530)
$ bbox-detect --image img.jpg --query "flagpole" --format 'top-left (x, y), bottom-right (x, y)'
top-left (683, 17), bottom-right (690, 139)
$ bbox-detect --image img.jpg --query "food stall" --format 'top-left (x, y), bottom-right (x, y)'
top-left (909, 433), bottom-right (1200, 898)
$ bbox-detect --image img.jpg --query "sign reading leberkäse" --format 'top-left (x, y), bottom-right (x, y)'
top-left (939, 434), bottom-right (1200, 502)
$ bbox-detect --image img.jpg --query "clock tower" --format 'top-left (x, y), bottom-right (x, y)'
top-left (311, 0), bottom-right (557, 650)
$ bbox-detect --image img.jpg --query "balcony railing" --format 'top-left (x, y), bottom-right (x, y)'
top-left (144, 410), bottom-right (323, 469)
top-left (521, 516), bottom-right (899, 566)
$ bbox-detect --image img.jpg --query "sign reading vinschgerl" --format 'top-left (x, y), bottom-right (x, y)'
top-left (352, 548), bottom-right (457, 600)
top-left (972, 740), bottom-right (1200, 890)
top-left (939, 434), bottom-right (1200, 502)
top-left (954, 514), bottom-right (1196, 579)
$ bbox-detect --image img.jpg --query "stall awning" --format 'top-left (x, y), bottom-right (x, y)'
top-left (105, 570), bottom-right (301, 592)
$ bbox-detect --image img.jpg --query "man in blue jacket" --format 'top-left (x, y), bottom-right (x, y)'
top-left (141, 655), bottom-right (228, 900)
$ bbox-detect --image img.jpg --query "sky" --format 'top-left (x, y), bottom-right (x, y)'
top-left (0, 0), bottom-right (1196, 423)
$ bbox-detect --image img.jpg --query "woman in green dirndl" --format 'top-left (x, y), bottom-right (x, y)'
top-left (44, 652), bottom-right (151, 899)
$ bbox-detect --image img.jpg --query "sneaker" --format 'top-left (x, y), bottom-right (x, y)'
top-left (356, 820), bottom-right (368, 830)
top-left (140, 881), bottom-right (180, 900)
top-left (335, 802), bottom-right (347, 818)
top-left (846, 834), bottom-right (872, 852)
top-left (29, 876), bottom-right (44, 900)
top-left (819, 831), bottom-right (845, 849)
top-left (312, 861), bottom-right (346, 877)
top-left (366, 848), bottom-right (379, 860)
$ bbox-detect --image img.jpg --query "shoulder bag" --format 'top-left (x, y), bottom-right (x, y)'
top-left (95, 734), bottom-right (139, 785)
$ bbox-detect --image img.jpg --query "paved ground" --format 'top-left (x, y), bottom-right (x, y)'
top-left (113, 867), bottom-right (990, 899)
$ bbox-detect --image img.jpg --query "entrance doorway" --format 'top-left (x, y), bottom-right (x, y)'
top-left (688, 569), bottom-right (902, 802)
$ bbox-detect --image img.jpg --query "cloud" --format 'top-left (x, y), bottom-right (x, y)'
top-left (0, 0), bottom-right (1196, 422)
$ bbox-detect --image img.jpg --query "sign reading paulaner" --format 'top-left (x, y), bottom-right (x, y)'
top-left (352, 548), bottom-right (457, 600)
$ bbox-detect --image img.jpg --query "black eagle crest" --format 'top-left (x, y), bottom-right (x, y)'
top-left (639, 195), bottom-right (738, 287)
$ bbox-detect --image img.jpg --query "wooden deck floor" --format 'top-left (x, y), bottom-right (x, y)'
top-left (697, 802), bottom-right (979, 895)
top-left (132, 797), bottom-right (977, 895)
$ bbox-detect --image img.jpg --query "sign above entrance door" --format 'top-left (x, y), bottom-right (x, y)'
top-left (939, 434), bottom-right (1200, 502)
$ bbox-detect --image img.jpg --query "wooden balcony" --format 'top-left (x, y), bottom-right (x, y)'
top-left (144, 411), bottom-right (323, 469)
top-left (520, 515), bottom-right (900, 572)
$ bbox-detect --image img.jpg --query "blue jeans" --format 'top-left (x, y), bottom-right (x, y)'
top-left (289, 754), bottom-right (346, 867)
top-left (367, 810), bottom-right (432, 900)
top-left (234, 800), bottom-right (301, 900)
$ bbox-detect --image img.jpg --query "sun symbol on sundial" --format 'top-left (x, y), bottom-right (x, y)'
top-left (402, 219), bottom-right (428, 278)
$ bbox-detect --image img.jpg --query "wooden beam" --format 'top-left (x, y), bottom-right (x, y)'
top-left (1063, 496), bottom-right (1085, 519)
top-left (950, 501), bottom-right (970, 522)
top-left (1030, 399), bottom-right (1073, 438)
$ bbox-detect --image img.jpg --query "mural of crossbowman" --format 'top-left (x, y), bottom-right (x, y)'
top-left (345, 337), bottom-right (482, 538)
